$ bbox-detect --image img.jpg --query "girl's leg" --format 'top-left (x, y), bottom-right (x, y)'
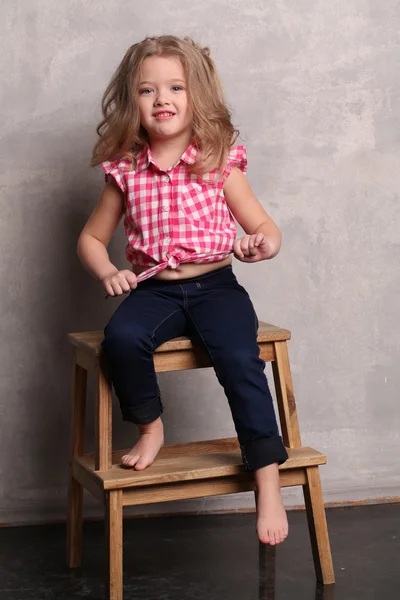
top-left (183, 266), bottom-right (288, 544)
top-left (102, 283), bottom-right (187, 468)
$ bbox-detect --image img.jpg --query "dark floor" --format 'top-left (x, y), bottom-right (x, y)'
top-left (0, 503), bottom-right (398, 600)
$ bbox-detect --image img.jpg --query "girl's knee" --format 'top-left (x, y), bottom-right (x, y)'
top-left (215, 346), bottom-right (264, 375)
top-left (102, 323), bottom-right (151, 358)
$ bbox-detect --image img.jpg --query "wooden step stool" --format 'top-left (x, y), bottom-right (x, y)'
top-left (67, 321), bottom-right (335, 600)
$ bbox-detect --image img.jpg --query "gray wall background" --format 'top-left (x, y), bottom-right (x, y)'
top-left (1, 1), bottom-right (399, 524)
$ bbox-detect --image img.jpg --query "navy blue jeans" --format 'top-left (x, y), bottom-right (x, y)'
top-left (102, 265), bottom-right (288, 471)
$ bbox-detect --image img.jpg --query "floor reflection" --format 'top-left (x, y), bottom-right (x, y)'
top-left (258, 543), bottom-right (335, 600)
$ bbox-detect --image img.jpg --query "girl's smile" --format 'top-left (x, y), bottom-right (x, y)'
top-left (153, 111), bottom-right (176, 120)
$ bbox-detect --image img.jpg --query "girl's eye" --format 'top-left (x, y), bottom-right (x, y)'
top-left (171, 85), bottom-right (184, 92)
top-left (139, 88), bottom-right (153, 95)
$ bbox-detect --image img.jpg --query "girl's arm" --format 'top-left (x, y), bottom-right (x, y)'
top-left (223, 167), bottom-right (282, 261)
top-left (77, 179), bottom-right (125, 280)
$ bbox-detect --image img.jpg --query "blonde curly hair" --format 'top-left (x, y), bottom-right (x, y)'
top-left (91, 35), bottom-right (239, 174)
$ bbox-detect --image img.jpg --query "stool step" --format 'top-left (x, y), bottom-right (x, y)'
top-left (75, 439), bottom-right (326, 491)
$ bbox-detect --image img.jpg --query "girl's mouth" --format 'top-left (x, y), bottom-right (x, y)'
top-left (154, 112), bottom-right (175, 120)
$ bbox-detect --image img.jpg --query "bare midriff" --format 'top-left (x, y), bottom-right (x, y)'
top-left (133, 255), bottom-right (233, 281)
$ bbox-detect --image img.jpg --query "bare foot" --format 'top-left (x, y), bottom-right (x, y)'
top-left (121, 417), bottom-right (164, 470)
top-left (254, 463), bottom-right (288, 545)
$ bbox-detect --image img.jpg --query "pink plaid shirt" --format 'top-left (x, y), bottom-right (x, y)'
top-left (102, 143), bottom-right (247, 282)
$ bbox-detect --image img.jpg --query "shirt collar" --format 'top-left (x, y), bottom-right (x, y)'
top-left (135, 142), bottom-right (198, 173)
top-left (180, 143), bottom-right (198, 166)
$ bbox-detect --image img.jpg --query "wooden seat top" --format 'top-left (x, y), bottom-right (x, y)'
top-left (68, 321), bottom-right (291, 356)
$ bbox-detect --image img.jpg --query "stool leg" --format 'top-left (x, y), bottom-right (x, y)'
top-left (271, 341), bottom-right (301, 449)
top-left (105, 490), bottom-right (123, 600)
top-left (303, 466), bottom-right (335, 584)
top-left (67, 355), bottom-right (87, 568)
top-left (95, 355), bottom-right (113, 471)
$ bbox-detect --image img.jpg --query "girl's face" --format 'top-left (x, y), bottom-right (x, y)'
top-left (138, 55), bottom-right (192, 145)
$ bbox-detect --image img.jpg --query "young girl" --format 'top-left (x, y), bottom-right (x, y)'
top-left (78, 35), bottom-right (289, 546)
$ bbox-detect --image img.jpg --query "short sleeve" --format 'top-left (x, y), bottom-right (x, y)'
top-left (222, 145), bottom-right (247, 181)
top-left (101, 158), bottom-right (130, 194)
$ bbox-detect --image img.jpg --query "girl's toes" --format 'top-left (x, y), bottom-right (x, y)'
top-left (269, 533), bottom-right (276, 546)
top-left (122, 454), bottom-right (137, 467)
top-left (134, 458), bottom-right (148, 471)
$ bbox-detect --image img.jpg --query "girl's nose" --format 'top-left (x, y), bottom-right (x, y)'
top-left (154, 97), bottom-right (169, 106)
top-left (154, 92), bottom-right (170, 106)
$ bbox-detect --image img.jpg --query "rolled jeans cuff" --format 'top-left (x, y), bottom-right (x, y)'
top-left (121, 395), bottom-right (163, 425)
top-left (240, 436), bottom-right (288, 471)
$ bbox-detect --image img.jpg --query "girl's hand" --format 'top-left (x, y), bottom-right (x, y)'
top-left (233, 233), bottom-right (274, 262)
top-left (102, 270), bottom-right (138, 297)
